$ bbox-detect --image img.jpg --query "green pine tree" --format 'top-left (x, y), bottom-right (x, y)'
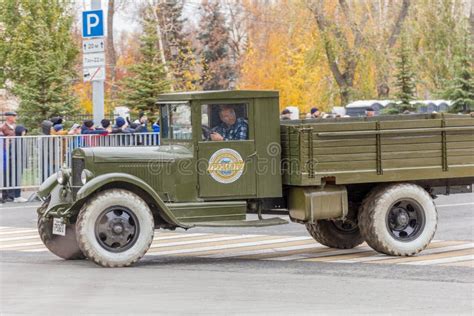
top-left (197, 0), bottom-right (234, 90)
top-left (395, 34), bottom-right (417, 111)
top-left (443, 39), bottom-right (474, 113)
top-left (1, 0), bottom-right (78, 131)
top-left (158, 0), bottom-right (198, 91)
top-left (119, 9), bottom-right (170, 113)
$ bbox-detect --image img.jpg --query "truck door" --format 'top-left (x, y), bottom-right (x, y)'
top-left (197, 101), bottom-right (257, 198)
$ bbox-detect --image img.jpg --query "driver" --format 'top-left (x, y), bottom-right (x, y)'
top-left (210, 105), bottom-right (248, 141)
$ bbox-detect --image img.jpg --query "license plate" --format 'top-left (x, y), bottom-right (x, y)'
top-left (52, 218), bottom-right (66, 236)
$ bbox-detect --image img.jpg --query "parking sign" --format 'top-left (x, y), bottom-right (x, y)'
top-left (82, 10), bottom-right (104, 38)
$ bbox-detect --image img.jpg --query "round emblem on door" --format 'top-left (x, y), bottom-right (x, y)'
top-left (207, 148), bottom-right (245, 184)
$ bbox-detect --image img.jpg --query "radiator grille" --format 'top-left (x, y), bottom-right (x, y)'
top-left (72, 158), bottom-right (85, 187)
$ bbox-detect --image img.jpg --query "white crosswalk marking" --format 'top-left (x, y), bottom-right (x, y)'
top-left (0, 235), bottom-right (42, 242)
top-left (0, 229), bottom-right (38, 235)
top-left (0, 241), bottom-right (44, 249)
top-left (0, 226), bottom-right (472, 268)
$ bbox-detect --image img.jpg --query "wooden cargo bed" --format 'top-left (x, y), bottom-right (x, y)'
top-left (280, 114), bottom-right (474, 186)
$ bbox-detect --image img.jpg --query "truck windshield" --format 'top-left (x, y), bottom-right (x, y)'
top-left (160, 103), bottom-right (192, 140)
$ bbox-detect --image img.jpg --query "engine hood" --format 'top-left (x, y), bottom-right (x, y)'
top-left (87, 145), bottom-right (193, 163)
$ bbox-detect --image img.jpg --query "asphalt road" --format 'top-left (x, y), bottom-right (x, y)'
top-left (1, 193), bottom-right (473, 315)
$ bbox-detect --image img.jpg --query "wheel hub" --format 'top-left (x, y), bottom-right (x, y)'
top-left (386, 199), bottom-right (425, 242)
top-left (112, 224), bottom-right (124, 234)
top-left (333, 219), bottom-right (358, 233)
top-left (95, 207), bottom-right (139, 253)
top-left (393, 208), bottom-right (410, 229)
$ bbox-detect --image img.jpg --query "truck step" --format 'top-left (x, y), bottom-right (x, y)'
top-left (192, 217), bottom-right (289, 227)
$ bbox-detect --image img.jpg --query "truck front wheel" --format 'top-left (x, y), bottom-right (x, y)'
top-left (358, 183), bottom-right (437, 256)
top-left (305, 219), bottom-right (364, 249)
top-left (76, 189), bottom-right (154, 267)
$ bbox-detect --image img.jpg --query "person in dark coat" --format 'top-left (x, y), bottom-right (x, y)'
top-left (1, 112), bottom-right (17, 202)
top-left (50, 116), bottom-right (63, 126)
top-left (112, 117), bottom-right (135, 134)
top-left (100, 119), bottom-right (112, 133)
top-left (12, 125), bottom-right (28, 202)
top-left (81, 120), bottom-right (108, 135)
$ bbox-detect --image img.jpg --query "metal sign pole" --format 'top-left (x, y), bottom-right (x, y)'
top-left (91, 0), bottom-right (104, 125)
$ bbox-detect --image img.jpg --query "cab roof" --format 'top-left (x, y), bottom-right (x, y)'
top-left (157, 90), bottom-right (279, 102)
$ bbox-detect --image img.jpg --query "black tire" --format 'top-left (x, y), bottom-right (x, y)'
top-left (37, 215), bottom-right (85, 260)
top-left (305, 219), bottom-right (364, 249)
top-left (76, 189), bottom-right (154, 267)
top-left (358, 183), bottom-right (437, 256)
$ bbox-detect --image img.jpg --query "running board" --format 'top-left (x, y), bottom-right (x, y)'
top-left (192, 217), bottom-right (289, 227)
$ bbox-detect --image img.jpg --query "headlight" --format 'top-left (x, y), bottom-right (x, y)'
top-left (81, 169), bottom-right (93, 185)
top-left (56, 169), bottom-right (69, 185)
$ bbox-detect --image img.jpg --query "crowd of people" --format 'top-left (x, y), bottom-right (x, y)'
top-left (40, 112), bottom-right (160, 136)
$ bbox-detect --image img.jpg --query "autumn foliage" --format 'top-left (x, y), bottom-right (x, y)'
top-left (65, 0), bottom-right (473, 115)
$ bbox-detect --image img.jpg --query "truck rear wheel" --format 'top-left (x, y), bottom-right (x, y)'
top-left (37, 209), bottom-right (85, 260)
top-left (358, 183), bottom-right (437, 256)
top-left (76, 189), bottom-right (154, 267)
top-left (305, 219), bottom-right (364, 249)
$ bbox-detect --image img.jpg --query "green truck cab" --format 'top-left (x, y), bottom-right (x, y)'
top-left (37, 90), bottom-right (474, 267)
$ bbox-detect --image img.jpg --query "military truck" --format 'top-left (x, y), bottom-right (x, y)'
top-left (36, 90), bottom-right (474, 267)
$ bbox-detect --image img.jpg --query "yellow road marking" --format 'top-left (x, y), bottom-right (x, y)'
top-left (441, 260), bottom-right (474, 268)
top-left (147, 235), bottom-right (276, 253)
top-left (148, 236), bottom-right (310, 256)
top-left (301, 251), bottom-right (377, 262)
top-left (371, 248), bottom-right (474, 264)
top-left (195, 239), bottom-right (318, 258)
top-left (236, 243), bottom-right (339, 260)
top-left (152, 233), bottom-right (229, 244)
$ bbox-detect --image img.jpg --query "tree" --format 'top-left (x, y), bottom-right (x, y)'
top-left (0, 0), bottom-right (78, 130)
top-left (238, 0), bottom-right (335, 112)
top-left (118, 7), bottom-right (170, 113)
top-left (411, 0), bottom-right (469, 95)
top-left (368, 0), bottom-right (411, 98)
top-left (157, 0), bottom-right (198, 91)
top-left (443, 39), bottom-right (474, 113)
top-left (224, 0), bottom-right (248, 81)
top-left (307, 0), bottom-right (411, 105)
top-left (197, 0), bottom-right (234, 90)
top-left (394, 33), bottom-right (416, 110)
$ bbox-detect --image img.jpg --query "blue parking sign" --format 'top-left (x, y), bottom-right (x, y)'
top-left (82, 10), bottom-right (104, 38)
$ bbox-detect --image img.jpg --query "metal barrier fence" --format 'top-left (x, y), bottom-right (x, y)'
top-left (0, 133), bottom-right (160, 189)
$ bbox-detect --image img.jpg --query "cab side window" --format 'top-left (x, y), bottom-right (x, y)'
top-left (160, 103), bottom-right (192, 140)
top-left (201, 104), bottom-right (249, 141)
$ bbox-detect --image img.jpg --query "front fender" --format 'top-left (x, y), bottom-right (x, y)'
top-left (37, 173), bottom-right (58, 199)
top-left (77, 173), bottom-right (190, 229)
